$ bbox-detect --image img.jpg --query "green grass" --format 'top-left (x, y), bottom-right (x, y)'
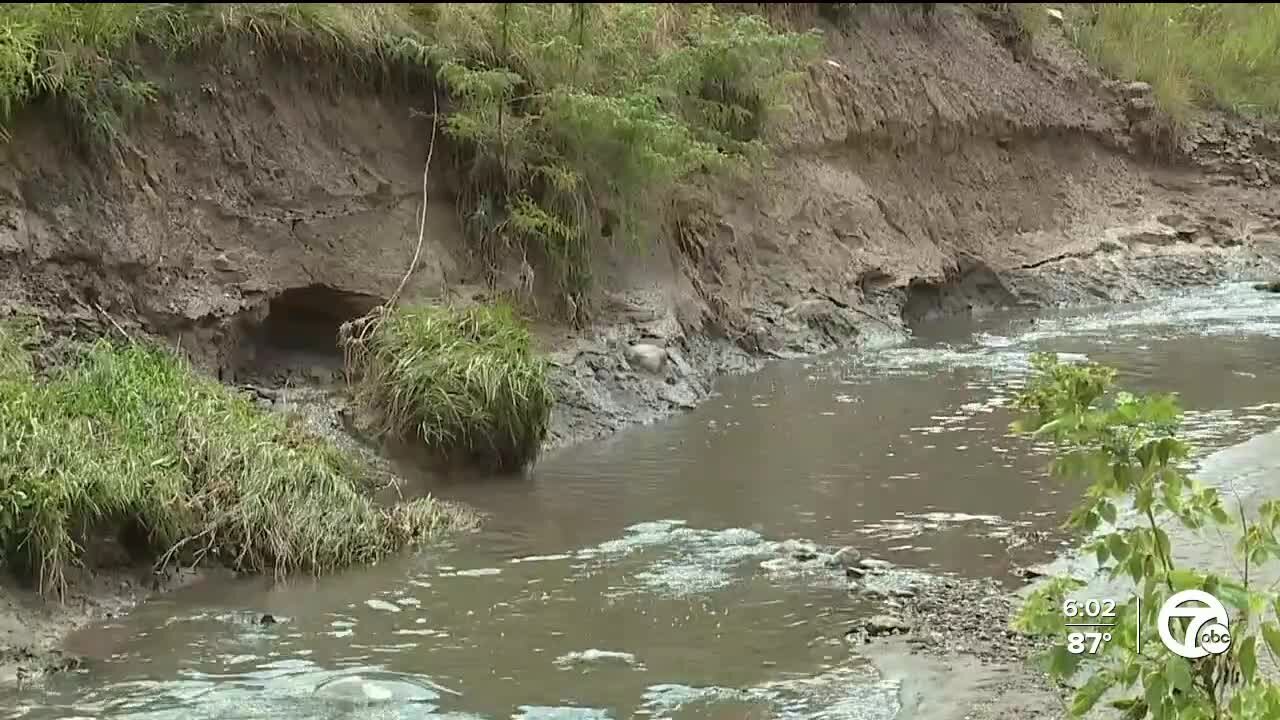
top-left (0, 3), bottom-right (426, 142)
top-left (0, 321), bottom-right (473, 597)
top-left (1071, 3), bottom-right (1280, 123)
top-left (340, 303), bottom-right (554, 472)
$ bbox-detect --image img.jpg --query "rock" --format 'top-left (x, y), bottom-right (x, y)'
top-left (1254, 281), bottom-right (1280, 293)
top-left (212, 253), bottom-right (234, 272)
top-left (594, 368), bottom-right (610, 383)
top-left (259, 614), bottom-right (277, 625)
top-left (1045, 7), bottom-right (1064, 26)
top-left (1125, 95), bottom-right (1155, 121)
top-left (825, 546), bottom-right (862, 569)
top-left (862, 614), bottom-right (911, 636)
top-left (625, 343), bottom-right (668, 374)
top-left (845, 566), bottom-right (866, 580)
top-left (1121, 80), bottom-right (1152, 99)
top-left (890, 588), bottom-right (917, 599)
top-left (858, 558), bottom-right (893, 571)
top-left (660, 383), bottom-right (699, 410)
top-left (792, 550), bottom-right (819, 562)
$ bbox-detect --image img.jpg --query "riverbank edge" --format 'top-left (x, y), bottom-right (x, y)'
top-left (2, 240), bottom-right (1275, 692)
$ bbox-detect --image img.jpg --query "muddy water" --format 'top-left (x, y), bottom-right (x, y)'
top-left (9, 283), bottom-right (1280, 720)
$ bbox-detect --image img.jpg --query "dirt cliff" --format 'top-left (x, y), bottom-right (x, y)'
top-left (3, 1), bottom-right (1279, 688)
top-left (546, 6), bottom-right (1280, 446)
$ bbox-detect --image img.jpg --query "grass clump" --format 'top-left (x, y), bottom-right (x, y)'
top-left (340, 303), bottom-right (553, 472)
top-left (0, 323), bottom-right (467, 597)
top-left (1071, 3), bottom-right (1280, 123)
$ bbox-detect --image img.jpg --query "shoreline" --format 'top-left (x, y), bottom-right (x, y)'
top-left (2, 249), bottom-right (1278, 694)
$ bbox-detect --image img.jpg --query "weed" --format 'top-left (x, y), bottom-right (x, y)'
top-left (340, 303), bottom-right (554, 472)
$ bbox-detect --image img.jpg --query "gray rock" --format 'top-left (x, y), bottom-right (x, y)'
top-left (1045, 7), bottom-right (1064, 26)
top-left (625, 343), bottom-right (668, 374)
top-left (845, 566), bottom-right (867, 580)
top-left (863, 614), bottom-right (911, 636)
top-left (858, 558), bottom-right (894, 571)
top-left (1121, 80), bottom-right (1153, 98)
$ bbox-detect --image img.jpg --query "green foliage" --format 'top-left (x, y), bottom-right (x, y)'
top-left (0, 321), bottom-right (471, 597)
top-left (423, 3), bottom-right (820, 317)
top-left (0, 3), bottom-right (421, 144)
top-left (1010, 352), bottom-right (1280, 718)
top-left (1070, 4), bottom-right (1280, 123)
top-left (340, 303), bottom-right (554, 472)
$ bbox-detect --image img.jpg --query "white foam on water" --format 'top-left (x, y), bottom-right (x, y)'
top-left (513, 707), bottom-right (612, 720)
top-left (553, 649), bottom-right (641, 668)
top-left (509, 554), bottom-right (573, 564)
top-left (364, 599), bottom-right (401, 613)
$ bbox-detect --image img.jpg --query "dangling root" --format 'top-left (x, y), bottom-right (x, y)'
top-left (341, 89), bottom-right (439, 378)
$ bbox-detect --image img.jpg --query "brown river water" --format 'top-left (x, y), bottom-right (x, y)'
top-left (7, 283), bottom-right (1280, 719)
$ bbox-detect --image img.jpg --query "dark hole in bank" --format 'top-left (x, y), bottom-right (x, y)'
top-left (230, 285), bottom-right (383, 385)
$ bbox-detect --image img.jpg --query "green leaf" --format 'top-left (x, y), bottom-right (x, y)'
top-left (1072, 672), bottom-right (1111, 716)
top-left (1218, 581), bottom-right (1250, 611)
top-left (1127, 553), bottom-right (1144, 583)
top-left (1046, 644), bottom-right (1083, 679)
top-left (1241, 635), bottom-right (1258, 683)
top-left (1107, 534), bottom-right (1130, 562)
top-left (1164, 655), bottom-right (1193, 693)
top-left (1263, 622), bottom-right (1280, 659)
top-left (1095, 542), bottom-right (1109, 565)
top-left (1100, 501), bottom-right (1117, 525)
top-left (1136, 484), bottom-right (1154, 513)
top-left (1143, 673), bottom-right (1166, 719)
top-left (1154, 528), bottom-right (1171, 563)
top-left (1083, 510), bottom-right (1100, 533)
top-left (1168, 569), bottom-right (1203, 590)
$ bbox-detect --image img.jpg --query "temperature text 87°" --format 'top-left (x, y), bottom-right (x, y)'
top-left (1067, 631), bottom-right (1111, 654)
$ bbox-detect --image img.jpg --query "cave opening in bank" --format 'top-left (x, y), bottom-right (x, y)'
top-left (229, 285), bottom-right (383, 385)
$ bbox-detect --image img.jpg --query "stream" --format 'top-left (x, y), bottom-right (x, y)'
top-left (8, 282), bottom-right (1280, 720)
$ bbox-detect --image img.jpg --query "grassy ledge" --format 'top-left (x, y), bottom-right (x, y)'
top-left (340, 303), bottom-right (554, 472)
top-left (0, 321), bottom-right (472, 597)
top-left (1067, 3), bottom-right (1280, 124)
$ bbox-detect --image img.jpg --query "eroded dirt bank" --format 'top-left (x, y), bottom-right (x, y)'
top-left (2, 3), bottom-right (1280, 696)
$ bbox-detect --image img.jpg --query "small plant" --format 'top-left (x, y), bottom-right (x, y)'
top-left (1010, 353), bottom-right (1280, 717)
top-left (340, 302), bottom-right (554, 471)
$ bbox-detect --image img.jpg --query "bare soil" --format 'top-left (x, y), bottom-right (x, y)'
top-left (2, 3), bottom-right (1279, 699)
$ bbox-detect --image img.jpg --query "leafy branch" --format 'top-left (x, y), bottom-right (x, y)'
top-left (1010, 352), bottom-right (1280, 718)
